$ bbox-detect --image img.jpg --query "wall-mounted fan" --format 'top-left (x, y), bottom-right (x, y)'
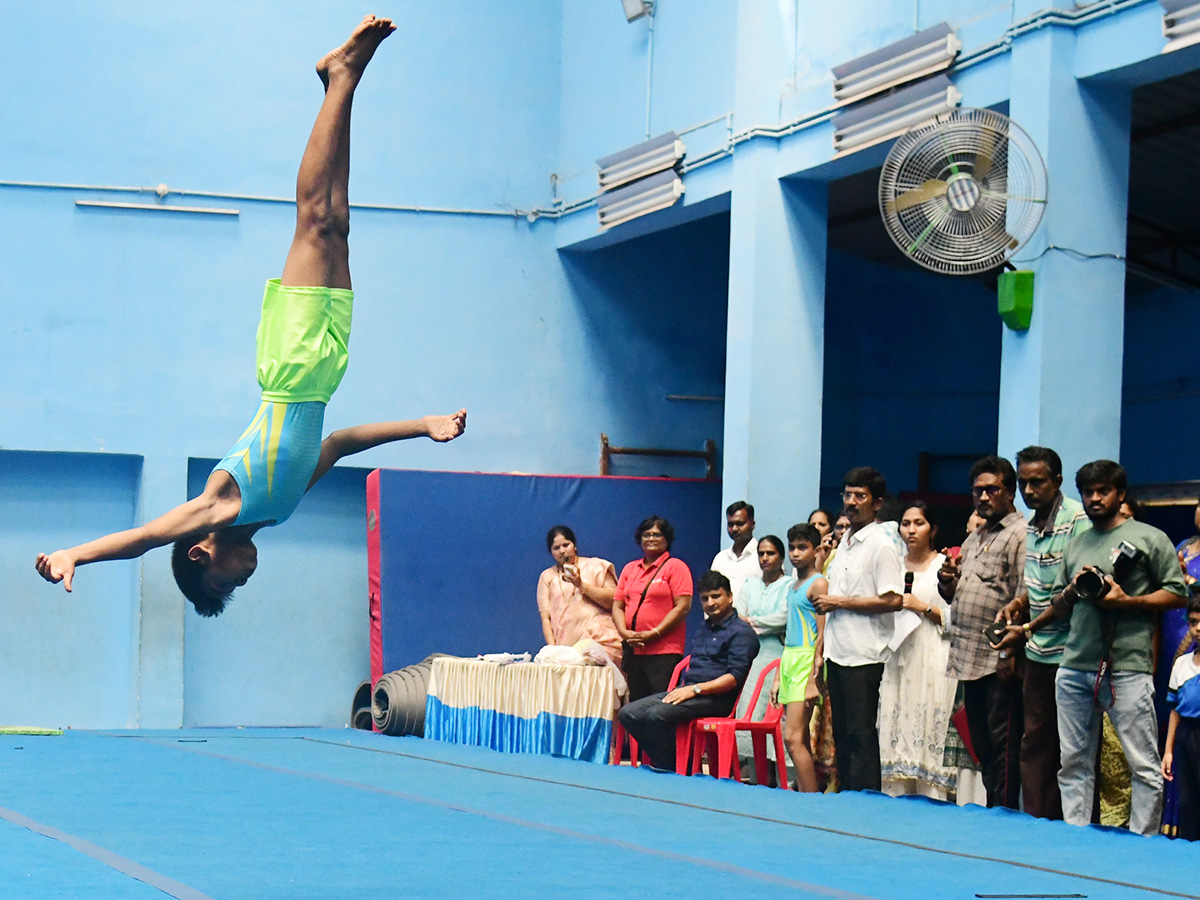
top-left (879, 107), bottom-right (1047, 276)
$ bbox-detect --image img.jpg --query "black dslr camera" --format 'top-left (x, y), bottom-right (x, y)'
top-left (1073, 540), bottom-right (1142, 603)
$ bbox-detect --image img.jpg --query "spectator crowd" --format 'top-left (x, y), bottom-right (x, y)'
top-left (534, 449), bottom-right (1200, 839)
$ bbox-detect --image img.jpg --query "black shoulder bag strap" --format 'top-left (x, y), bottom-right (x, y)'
top-left (627, 558), bottom-right (669, 633)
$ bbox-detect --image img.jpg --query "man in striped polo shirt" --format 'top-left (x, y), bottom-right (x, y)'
top-left (996, 446), bottom-right (1090, 819)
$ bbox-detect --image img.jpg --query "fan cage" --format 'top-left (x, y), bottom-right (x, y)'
top-left (878, 107), bottom-right (1047, 276)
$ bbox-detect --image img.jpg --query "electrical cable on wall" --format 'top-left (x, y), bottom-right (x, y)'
top-left (1011, 245), bottom-right (1127, 264)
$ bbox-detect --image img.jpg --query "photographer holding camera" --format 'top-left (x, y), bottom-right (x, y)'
top-left (1020, 460), bottom-right (1188, 834)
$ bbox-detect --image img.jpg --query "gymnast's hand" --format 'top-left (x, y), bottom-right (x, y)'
top-left (35, 550), bottom-right (76, 592)
top-left (424, 408), bottom-right (467, 443)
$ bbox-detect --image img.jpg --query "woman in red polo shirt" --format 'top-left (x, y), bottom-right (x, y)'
top-left (612, 515), bottom-right (693, 702)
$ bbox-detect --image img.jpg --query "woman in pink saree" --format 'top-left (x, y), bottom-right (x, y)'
top-left (536, 525), bottom-right (621, 665)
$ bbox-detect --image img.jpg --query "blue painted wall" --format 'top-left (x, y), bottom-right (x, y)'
top-left (1, 2), bottom-right (581, 729)
top-left (182, 462), bottom-right (371, 728)
top-left (557, 0), bottom-right (738, 210)
top-left (560, 211), bottom-right (730, 478)
top-left (821, 249), bottom-right (1002, 507)
top-left (0, 452), bottom-right (141, 729)
top-left (1122, 285), bottom-right (1200, 486)
top-left (3, 1), bottom-right (1196, 728)
top-left (0, 1), bottom-right (733, 728)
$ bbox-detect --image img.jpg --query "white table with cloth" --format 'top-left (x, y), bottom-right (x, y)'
top-left (423, 658), bottom-right (615, 763)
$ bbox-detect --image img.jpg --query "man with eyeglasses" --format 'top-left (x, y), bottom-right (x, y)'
top-left (940, 455), bottom-right (1027, 809)
top-left (814, 467), bottom-right (904, 792)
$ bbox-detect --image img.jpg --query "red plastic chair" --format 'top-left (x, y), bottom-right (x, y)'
top-left (611, 655), bottom-right (690, 766)
top-left (690, 658), bottom-right (787, 788)
top-left (671, 669), bottom-right (751, 776)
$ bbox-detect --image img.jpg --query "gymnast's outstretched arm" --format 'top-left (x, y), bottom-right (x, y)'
top-left (306, 408), bottom-right (467, 489)
top-left (35, 477), bottom-right (241, 592)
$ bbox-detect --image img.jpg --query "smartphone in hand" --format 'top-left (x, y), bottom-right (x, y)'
top-left (983, 620), bottom-right (1008, 648)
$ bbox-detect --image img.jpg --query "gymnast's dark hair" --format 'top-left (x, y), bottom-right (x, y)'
top-left (546, 524), bottom-right (577, 552)
top-left (634, 515), bottom-right (674, 549)
top-left (171, 538), bottom-right (232, 617)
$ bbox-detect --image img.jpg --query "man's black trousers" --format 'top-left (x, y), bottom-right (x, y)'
top-left (826, 660), bottom-right (884, 792)
top-left (618, 690), bottom-right (737, 771)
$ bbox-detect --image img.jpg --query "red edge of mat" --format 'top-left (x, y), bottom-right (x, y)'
top-left (366, 469), bottom-right (383, 734)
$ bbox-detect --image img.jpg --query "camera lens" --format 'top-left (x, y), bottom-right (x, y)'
top-left (1076, 569), bottom-right (1104, 601)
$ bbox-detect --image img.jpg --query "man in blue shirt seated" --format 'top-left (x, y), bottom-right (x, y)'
top-left (617, 570), bottom-right (760, 772)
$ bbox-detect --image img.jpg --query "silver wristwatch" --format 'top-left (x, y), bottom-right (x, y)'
top-left (692, 684), bottom-right (702, 695)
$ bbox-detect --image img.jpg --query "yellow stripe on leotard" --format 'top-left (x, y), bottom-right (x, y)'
top-left (265, 402), bottom-right (287, 496)
top-left (236, 402), bottom-right (270, 445)
top-left (213, 399), bottom-right (326, 527)
top-left (236, 447), bottom-right (252, 484)
top-left (256, 403), bottom-right (272, 463)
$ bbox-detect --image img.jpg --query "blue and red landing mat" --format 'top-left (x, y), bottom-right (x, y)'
top-left (1, 729), bottom-right (1196, 900)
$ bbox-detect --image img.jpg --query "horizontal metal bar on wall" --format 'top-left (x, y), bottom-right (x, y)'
top-left (3, 179), bottom-right (542, 220)
top-left (75, 201), bottom-right (239, 215)
top-left (1, 1), bottom-right (1155, 229)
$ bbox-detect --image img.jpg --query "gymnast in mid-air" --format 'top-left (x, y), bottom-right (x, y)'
top-left (36, 15), bottom-right (465, 615)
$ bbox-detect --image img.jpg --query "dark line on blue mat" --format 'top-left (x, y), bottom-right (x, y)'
top-left (141, 737), bottom-right (875, 899)
top-left (0, 804), bottom-right (215, 900)
top-left (293, 735), bottom-right (1200, 900)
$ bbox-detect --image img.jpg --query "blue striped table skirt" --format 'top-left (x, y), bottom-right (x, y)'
top-left (424, 658), bottom-right (614, 764)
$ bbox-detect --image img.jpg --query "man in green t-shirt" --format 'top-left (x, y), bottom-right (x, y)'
top-left (1022, 460), bottom-right (1188, 835)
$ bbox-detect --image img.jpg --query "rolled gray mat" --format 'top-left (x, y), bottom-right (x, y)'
top-left (350, 679), bottom-right (372, 730)
top-left (371, 653), bottom-right (453, 736)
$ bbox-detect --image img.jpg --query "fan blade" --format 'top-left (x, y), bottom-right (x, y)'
top-left (889, 179), bottom-right (948, 212)
top-left (974, 126), bottom-right (1003, 180)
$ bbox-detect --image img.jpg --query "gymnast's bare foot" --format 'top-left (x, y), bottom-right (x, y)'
top-left (317, 15), bottom-right (396, 89)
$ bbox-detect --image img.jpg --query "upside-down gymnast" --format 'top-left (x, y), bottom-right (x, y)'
top-left (36, 15), bottom-right (466, 615)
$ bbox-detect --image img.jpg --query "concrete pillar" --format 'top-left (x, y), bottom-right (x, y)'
top-left (722, 0), bottom-right (828, 539)
top-left (723, 145), bottom-right (828, 538)
top-left (998, 23), bottom-right (1131, 480)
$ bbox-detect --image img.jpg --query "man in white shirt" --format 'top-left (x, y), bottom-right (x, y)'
top-left (711, 501), bottom-right (760, 601)
top-left (814, 467), bottom-right (904, 792)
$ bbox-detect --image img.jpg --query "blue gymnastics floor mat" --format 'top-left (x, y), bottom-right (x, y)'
top-left (1, 728), bottom-right (1196, 900)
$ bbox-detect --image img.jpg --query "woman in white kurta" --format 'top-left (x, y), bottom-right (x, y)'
top-left (878, 501), bottom-right (958, 800)
top-left (733, 535), bottom-right (790, 771)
